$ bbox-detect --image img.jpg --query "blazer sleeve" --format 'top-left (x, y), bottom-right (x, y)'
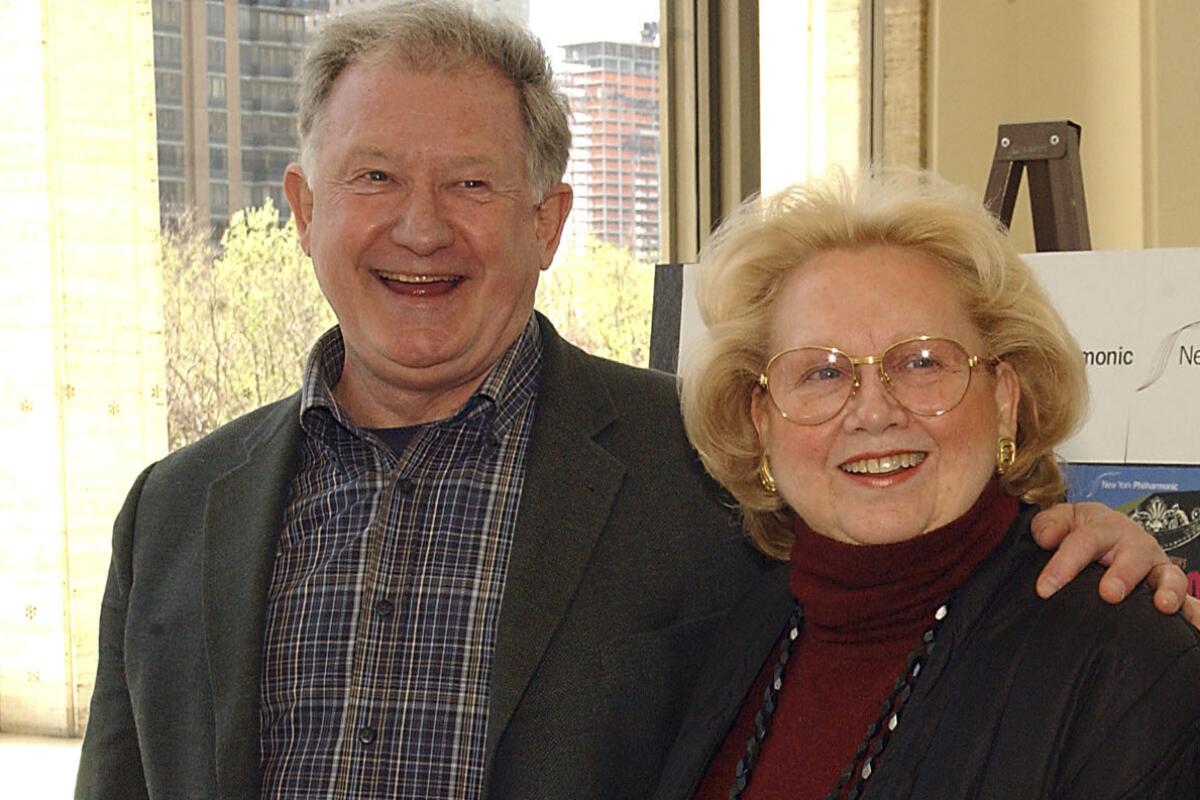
top-left (74, 465), bottom-right (154, 800)
top-left (1057, 620), bottom-right (1200, 799)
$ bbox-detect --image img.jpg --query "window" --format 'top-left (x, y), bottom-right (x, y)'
top-left (241, 148), bottom-right (293, 183)
top-left (208, 111), bottom-right (227, 141)
top-left (208, 76), bottom-right (225, 108)
top-left (759, 1), bottom-right (865, 191)
top-left (157, 142), bottom-right (184, 175)
top-left (207, 39), bottom-right (225, 72)
top-left (153, 33), bottom-right (182, 67)
top-left (758, 0), bottom-right (925, 192)
top-left (155, 70), bottom-right (182, 103)
top-left (153, 0), bottom-right (182, 31)
top-left (209, 145), bottom-right (227, 177)
top-left (156, 107), bottom-right (183, 138)
top-left (206, 1), bottom-right (224, 36)
top-left (242, 112), bottom-right (296, 148)
top-left (159, 177), bottom-right (185, 209)
top-left (210, 180), bottom-right (229, 213)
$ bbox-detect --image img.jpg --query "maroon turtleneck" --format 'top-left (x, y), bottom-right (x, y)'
top-left (693, 478), bottom-right (1018, 800)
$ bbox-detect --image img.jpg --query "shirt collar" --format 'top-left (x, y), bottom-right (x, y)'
top-left (298, 316), bottom-right (542, 440)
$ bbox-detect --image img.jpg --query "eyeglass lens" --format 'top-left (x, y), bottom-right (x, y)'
top-left (767, 338), bottom-right (974, 423)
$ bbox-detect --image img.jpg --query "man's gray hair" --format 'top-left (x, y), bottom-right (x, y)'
top-left (297, 0), bottom-right (571, 199)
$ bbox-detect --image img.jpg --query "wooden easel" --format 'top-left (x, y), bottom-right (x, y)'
top-left (983, 120), bottom-right (1091, 251)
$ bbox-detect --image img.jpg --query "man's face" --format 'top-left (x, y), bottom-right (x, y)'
top-left (285, 57), bottom-right (571, 425)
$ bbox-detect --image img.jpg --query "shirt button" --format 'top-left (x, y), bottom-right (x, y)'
top-left (376, 598), bottom-right (395, 617)
top-left (398, 478), bottom-right (416, 494)
top-left (357, 726), bottom-right (376, 745)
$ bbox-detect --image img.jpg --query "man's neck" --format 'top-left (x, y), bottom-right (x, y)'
top-left (331, 366), bottom-right (487, 428)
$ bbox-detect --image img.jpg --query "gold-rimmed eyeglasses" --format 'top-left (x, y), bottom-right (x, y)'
top-left (757, 336), bottom-right (995, 425)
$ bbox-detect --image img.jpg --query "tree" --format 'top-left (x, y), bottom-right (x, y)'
top-left (535, 238), bottom-right (655, 367)
top-left (160, 201), bottom-right (333, 449)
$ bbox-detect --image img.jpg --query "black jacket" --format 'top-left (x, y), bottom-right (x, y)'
top-left (655, 509), bottom-right (1200, 799)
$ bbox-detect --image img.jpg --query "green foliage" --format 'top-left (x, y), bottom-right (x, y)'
top-left (160, 200), bottom-right (333, 449)
top-left (535, 238), bottom-right (654, 367)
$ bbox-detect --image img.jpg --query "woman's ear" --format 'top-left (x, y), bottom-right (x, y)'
top-left (993, 361), bottom-right (1021, 439)
top-left (751, 384), bottom-right (772, 448)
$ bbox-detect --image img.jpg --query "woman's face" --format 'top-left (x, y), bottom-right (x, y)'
top-left (751, 245), bottom-right (1020, 546)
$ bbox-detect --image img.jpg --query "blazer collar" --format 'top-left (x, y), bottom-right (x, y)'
top-left (654, 573), bottom-right (793, 800)
top-left (202, 395), bottom-right (303, 796)
top-left (485, 313), bottom-right (627, 770)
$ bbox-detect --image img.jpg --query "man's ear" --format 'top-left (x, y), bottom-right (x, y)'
top-left (534, 183), bottom-right (573, 269)
top-left (283, 164), bottom-right (315, 254)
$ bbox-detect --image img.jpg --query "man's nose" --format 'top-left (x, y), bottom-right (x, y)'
top-left (841, 366), bottom-right (907, 433)
top-left (390, 184), bottom-right (455, 255)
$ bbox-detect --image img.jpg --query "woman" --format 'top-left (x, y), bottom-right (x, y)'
top-left (658, 172), bottom-right (1200, 799)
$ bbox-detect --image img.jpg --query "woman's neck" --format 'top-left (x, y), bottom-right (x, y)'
top-left (788, 477), bottom-right (1019, 641)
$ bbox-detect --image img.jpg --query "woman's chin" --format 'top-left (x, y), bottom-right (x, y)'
top-left (809, 507), bottom-right (933, 546)
top-left (829, 523), bottom-right (928, 546)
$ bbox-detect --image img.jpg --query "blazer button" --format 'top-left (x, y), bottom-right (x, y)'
top-left (357, 726), bottom-right (377, 745)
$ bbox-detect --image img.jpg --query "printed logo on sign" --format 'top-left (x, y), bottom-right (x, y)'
top-left (1126, 491), bottom-right (1200, 597)
top-left (1066, 465), bottom-right (1200, 600)
top-left (1082, 346), bottom-right (1134, 367)
top-left (1137, 319), bottom-right (1200, 391)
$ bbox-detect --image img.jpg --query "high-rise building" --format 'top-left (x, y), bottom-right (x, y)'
top-left (153, 0), bottom-right (330, 229)
top-left (153, 0), bottom-right (531, 232)
top-left (559, 24), bottom-right (660, 263)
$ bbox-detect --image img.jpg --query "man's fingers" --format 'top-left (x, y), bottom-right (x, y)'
top-left (1035, 524), bottom-right (1107, 598)
top-left (1181, 595), bottom-right (1200, 629)
top-left (1033, 502), bottom-right (1199, 628)
top-left (1030, 503), bottom-right (1076, 549)
top-left (1140, 560), bottom-right (1190, 621)
top-left (1091, 531), bottom-right (1170, 605)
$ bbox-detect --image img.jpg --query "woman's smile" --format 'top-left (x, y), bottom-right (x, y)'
top-left (838, 450), bottom-right (927, 475)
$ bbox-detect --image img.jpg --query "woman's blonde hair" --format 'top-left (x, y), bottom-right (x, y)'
top-left (681, 170), bottom-right (1088, 559)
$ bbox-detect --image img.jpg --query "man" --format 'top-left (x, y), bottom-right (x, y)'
top-left (75, 2), bottom-right (1193, 799)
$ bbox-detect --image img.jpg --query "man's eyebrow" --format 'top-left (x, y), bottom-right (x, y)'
top-left (339, 148), bottom-right (503, 171)
top-left (440, 154), bottom-right (504, 170)
top-left (342, 145), bottom-right (391, 162)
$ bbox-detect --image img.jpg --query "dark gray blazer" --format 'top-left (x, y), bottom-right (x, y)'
top-left (75, 315), bottom-right (788, 800)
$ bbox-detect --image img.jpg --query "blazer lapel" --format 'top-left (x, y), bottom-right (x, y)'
top-left (654, 575), bottom-right (793, 800)
top-left (202, 396), bottom-right (302, 795)
top-left (485, 318), bottom-right (626, 770)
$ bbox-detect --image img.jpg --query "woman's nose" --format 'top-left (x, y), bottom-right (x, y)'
top-left (841, 366), bottom-right (908, 433)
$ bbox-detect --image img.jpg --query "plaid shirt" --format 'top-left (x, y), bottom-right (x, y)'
top-left (259, 319), bottom-right (542, 799)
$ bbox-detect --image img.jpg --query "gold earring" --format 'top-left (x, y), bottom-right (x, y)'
top-left (758, 453), bottom-right (777, 494)
top-left (996, 436), bottom-right (1017, 475)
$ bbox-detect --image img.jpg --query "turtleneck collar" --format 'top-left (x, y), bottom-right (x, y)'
top-left (788, 477), bottom-right (1019, 643)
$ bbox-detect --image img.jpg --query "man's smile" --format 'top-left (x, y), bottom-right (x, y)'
top-left (373, 269), bottom-right (463, 296)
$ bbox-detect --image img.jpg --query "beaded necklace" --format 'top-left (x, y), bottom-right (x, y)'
top-left (727, 598), bottom-right (950, 800)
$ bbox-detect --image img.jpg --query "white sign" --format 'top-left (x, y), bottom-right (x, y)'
top-left (1027, 248), bottom-right (1200, 465)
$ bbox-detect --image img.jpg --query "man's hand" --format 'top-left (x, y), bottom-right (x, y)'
top-left (1031, 501), bottom-right (1200, 628)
